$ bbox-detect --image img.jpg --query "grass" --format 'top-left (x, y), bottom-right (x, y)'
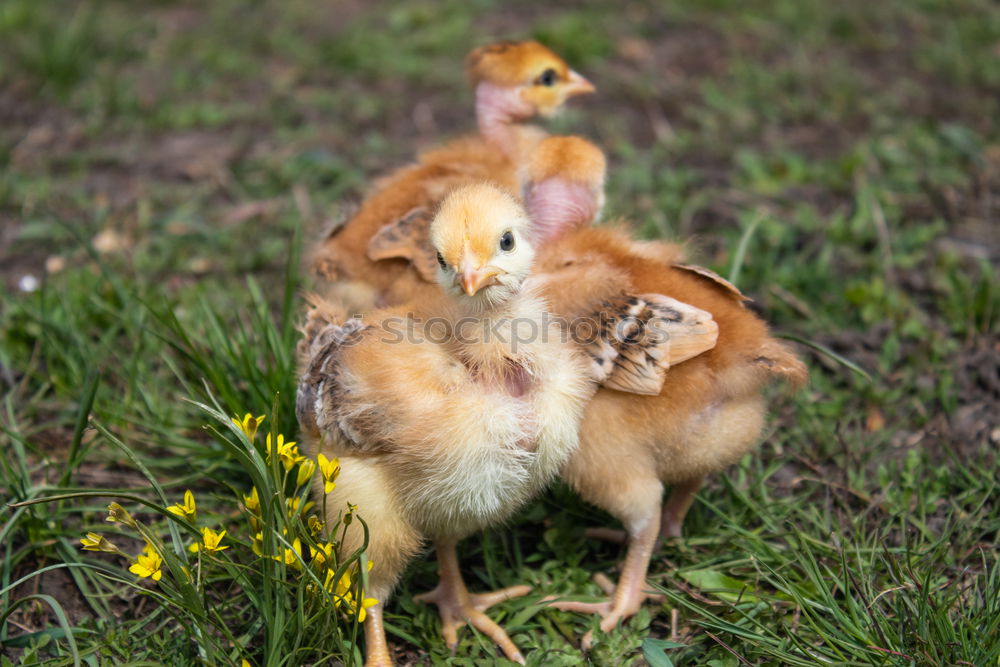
top-left (1, 0), bottom-right (998, 664)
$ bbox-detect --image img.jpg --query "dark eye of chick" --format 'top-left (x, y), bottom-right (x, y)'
top-left (499, 231), bottom-right (515, 252)
top-left (436, 252), bottom-right (447, 269)
top-left (536, 68), bottom-right (558, 87)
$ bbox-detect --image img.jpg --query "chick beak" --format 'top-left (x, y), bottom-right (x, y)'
top-left (565, 70), bottom-right (596, 97)
top-left (458, 258), bottom-right (501, 296)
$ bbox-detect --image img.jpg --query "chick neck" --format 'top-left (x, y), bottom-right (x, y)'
top-left (449, 281), bottom-right (540, 390)
top-left (524, 179), bottom-right (602, 244)
top-left (453, 279), bottom-right (525, 319)
top-left (474, 82), bottom-right (536, 158)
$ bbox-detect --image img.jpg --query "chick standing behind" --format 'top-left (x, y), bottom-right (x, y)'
top-left (310, 40), bottom-right (595, 311)
top-left (519, 136), bottom-right (808, 643)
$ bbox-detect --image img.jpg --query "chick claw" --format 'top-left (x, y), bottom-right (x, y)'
top-left (544, 572), bottom-right (663, 650)
top-left (415, 583), bottom-right (532, 663)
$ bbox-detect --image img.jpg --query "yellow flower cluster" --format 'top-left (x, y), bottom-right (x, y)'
top-left (267, 433), bottom-right (304, 471)
top-left (82, 493), bottom-right (232, 585)
top-left (78, 411), bottom-right (374, 629)
top-left (80, 504), bottom-right (164, 583)
top-left (231, 412), bottom-right (340, 497)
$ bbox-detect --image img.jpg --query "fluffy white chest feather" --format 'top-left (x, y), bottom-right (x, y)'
top-left (386, 293), bottom-right (592, 537)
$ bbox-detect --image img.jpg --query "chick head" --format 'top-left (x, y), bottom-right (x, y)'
top-left (522, 135), bottom-right (607, 241)
top-left (431, 183), bottom-right (536, 308)
top-left (466, 41), bottom-right (594, 118)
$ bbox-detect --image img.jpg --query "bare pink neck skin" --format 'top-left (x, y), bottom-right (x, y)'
top-left (475, 82), bottom-right (534, 157)
top-left (524, 179), bottom-right (600, 243)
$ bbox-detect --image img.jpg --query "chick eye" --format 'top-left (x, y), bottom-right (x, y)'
top-left (499, 231), bottom-right (515, 252)
top-left (536, 68), bottom-right (558, 87)
top-left (436, 252), bottom-right (447, 269)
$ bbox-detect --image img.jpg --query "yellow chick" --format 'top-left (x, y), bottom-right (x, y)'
top-left (297, 184), bottom-right (594, 665)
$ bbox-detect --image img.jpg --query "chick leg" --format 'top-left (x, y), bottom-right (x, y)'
top-left (547, 510), bottom-right (661, 647)
top-left (585, 477), bottom-right (704, 544)
top-left (363, 602), bottom-right (393, 667)
top-left (414, 539), bottom-right (532, 664)
top-left (660, 476), bottom-right (704, 539)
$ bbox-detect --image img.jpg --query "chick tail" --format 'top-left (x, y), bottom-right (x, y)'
top-left (756, 339), bottom-right (808, 389)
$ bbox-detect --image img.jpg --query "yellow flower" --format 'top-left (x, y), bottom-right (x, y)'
top-left (106, 502), bottom-right (137, 528)
top-left (355, 596), bottom-right (379, 623)
top-left (296, 459), bottom-right (316, 488)
top-left (166, 490), bottom-right (197, 522)
top-left (274, 538), bottom-right (303, 570)
top-left (324, 569), bottom-right (352, 599)
top-left (311, 542), bottom-right (335, 568)
top-left (317, 453), bottom-right (340, 494)
top-left (244, 487), bottom-right (260, 514)
top-left (267, 433), bottom-right (304, 471)
top-left (190, 527), bottom-right (229, 553)
top-left (243, 487), bottom-right (262, 531)
top-left (334, 584), bottom-right (379, 622)
top-left (232, 413), bottom-right (265, 441)
top-left (241, 660), bottom-right (252, 667)
top-left (252, 531), bottom-right (263, 557)
top-left (79, 532), bottom-right (122, 555)
top-left (321, 559), bottom-right (378, 614)
top-left (286, 496), bottom-right (314, 518)
top-left (307, 515), bottom-right (325, 536)
top-left (129, 543), bottom-right (163, 582)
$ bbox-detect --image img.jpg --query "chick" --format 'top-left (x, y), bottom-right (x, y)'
top-left (518, 136), bottom-right (807, 642)
top-left (375, 135), bottom-right (723, 396)
top-left (297, 184), bottom-right (594, 665)
top-left (311, 40), bottom-right (594, 309)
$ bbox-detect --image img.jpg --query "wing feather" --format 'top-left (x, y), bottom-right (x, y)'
top-left (585, 293), bottom-right (719, 395)
top-left (366, 207), bottom-right (439, 282)
top-left (296, 310), bottom-right (390, 453)
top-left (674, 264), bottom-right (750, 302)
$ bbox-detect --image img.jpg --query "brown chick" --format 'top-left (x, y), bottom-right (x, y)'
top-left (296, 184), bottom-right (595, 665)
top-left (519, 136), bottom-right (808, 643)
top-left (311, 40), bottom-right (594, 311)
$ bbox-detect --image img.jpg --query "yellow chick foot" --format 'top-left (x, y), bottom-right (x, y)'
top-left (362, 603), bottom-right (394, 667)
top-left (414, 540), bottom-right (531, 664)
top-left (545, 517), bottom-right (664, 649)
